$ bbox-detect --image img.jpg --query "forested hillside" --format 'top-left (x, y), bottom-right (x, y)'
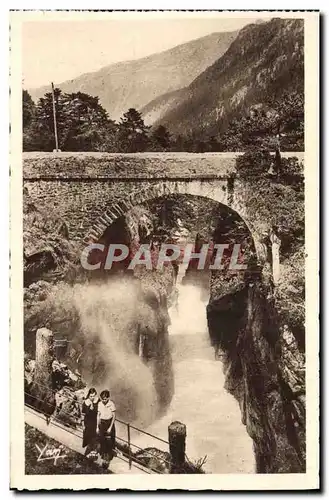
top-left (156, 18), bottom-right (304, 151)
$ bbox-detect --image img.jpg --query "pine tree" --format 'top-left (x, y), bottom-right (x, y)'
top-left (151, 125), bottom-right (171, 150)
top-left (33, 88), bottom-right (66, 150)
top-left (61, 92), bottom-right (116, 151)
top-left (117, 108), bottom-right (150, 153)
top-left (23, 90), bottom-right (38, 151)
top-left (25, 88), bottom-right (118, 152)
top-left (208, 136), bottom-right (221, 152)
top-left (22, 90), bottom-right (35, 129)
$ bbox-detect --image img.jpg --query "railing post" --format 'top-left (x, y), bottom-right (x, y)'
top-left (127, 423), bottom-right (132, 470)
top-left (34, 328), bottom-right (54, 392)
top-left (168, 421), bottom-right (186, 473)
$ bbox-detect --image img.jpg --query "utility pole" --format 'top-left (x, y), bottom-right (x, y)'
top-left (51, 82), bottom-right (59, 152)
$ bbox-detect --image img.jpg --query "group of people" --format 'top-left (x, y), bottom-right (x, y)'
top-left (24, 354), bottom-right (117, 465)
top-left (81, 388), bottom-right (117, 464)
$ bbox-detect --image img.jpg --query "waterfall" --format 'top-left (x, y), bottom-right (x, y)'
top-left (139, 276), bottom-right (255, 473)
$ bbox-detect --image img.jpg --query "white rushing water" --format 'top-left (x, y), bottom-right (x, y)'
top-left (139, 278), bottom-right (255, 474)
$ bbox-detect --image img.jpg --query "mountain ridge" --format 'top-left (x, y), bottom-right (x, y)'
top-left (154, 18), bottom-right (304, 139)
top-left (29, 30), bottom-right (238, 122)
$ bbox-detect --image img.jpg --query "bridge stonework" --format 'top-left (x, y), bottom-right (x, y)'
top-left (23, 152), bottom-right (304, 263)
top-left (84, 178), bottom-right (232, 243)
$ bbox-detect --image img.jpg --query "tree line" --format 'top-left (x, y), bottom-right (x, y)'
top-left (23, 88), bottom-right (304, 153)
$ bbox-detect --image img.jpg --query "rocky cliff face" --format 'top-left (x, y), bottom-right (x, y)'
top-left (207, 277), bottom-right (305, 473)
top-left (24, 204), bottom-right (175, 423)
top-left (23, 187), bottom-right (80, 286)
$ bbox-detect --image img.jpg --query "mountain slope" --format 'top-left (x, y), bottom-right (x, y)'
top-left (29, 30), bottom-right (238, 122)
top-left (156, 18), bottom-right (304, 138)
top-left (141, 87), bottom-right (187, 125)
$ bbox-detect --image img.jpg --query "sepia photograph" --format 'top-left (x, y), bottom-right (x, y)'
top-left (10, 9), bottom-right (319, 490)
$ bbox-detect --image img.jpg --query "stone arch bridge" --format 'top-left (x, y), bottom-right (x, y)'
top-left (23, 151), bottom-right (304, 262)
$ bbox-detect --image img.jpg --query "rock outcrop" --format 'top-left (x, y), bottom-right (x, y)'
top-left (24, 203), bottom-right (175, 424)
top-left (207, 277), bottom-right (305, 473)
top-left (23, 188), bottom-right (80, 286)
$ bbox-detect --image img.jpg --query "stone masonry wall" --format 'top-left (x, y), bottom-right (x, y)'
top-left (23, 152), bottom-right (239, 179)
top-left (23, 152), bottom-right (304, 246)
top-left (25, 180), bottom-right (137, 242)
top-left (23, 152), bottom-right (235, 243)
top-left (24, 178), bottom-right (230, 243)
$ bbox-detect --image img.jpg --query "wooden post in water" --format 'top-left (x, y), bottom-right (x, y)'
top-left (34, 327), bottom-right (54, 392)
top-left (168, 421), bottom-right (186, 473)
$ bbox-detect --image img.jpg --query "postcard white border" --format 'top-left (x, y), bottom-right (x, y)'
top-left (10, 10), bottom-right (319, 490)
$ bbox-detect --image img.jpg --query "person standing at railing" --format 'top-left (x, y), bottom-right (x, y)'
top-left (54, 388), bottom-right (65, 417)
top-left (82, 388), bottom-right (99, 457)
top-left (97, 390), bottom-right (116, 465)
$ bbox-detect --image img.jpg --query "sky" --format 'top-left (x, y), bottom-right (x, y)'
top-left (22, 16), bottom-right (260, 89)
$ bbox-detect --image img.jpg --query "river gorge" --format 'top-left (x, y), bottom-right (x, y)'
top-left (137, 281), bottom-right (255, 474)
top-left (24, 190), bottom-right (306, 474)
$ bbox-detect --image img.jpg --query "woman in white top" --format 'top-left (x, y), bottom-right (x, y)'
top-left (98, 390), bottom-right (116, 462)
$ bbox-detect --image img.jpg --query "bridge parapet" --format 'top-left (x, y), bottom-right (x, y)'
top-left (23, 152), bottom-right (243, 180)
top-left (23, 151), bottom-right (304, 181)
top-left (23, 151), bottom-right (304, 252)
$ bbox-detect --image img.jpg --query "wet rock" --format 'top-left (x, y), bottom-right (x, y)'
top-left (134, 447), bottom-right (171, 474)
top-left (278, 325), bottom-right (305, 394)
top-left (207, 279), bottom-right (305, 473)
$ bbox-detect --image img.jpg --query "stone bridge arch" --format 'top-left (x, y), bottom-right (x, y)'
top-left (84, 179), bottom-right (266, 265)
